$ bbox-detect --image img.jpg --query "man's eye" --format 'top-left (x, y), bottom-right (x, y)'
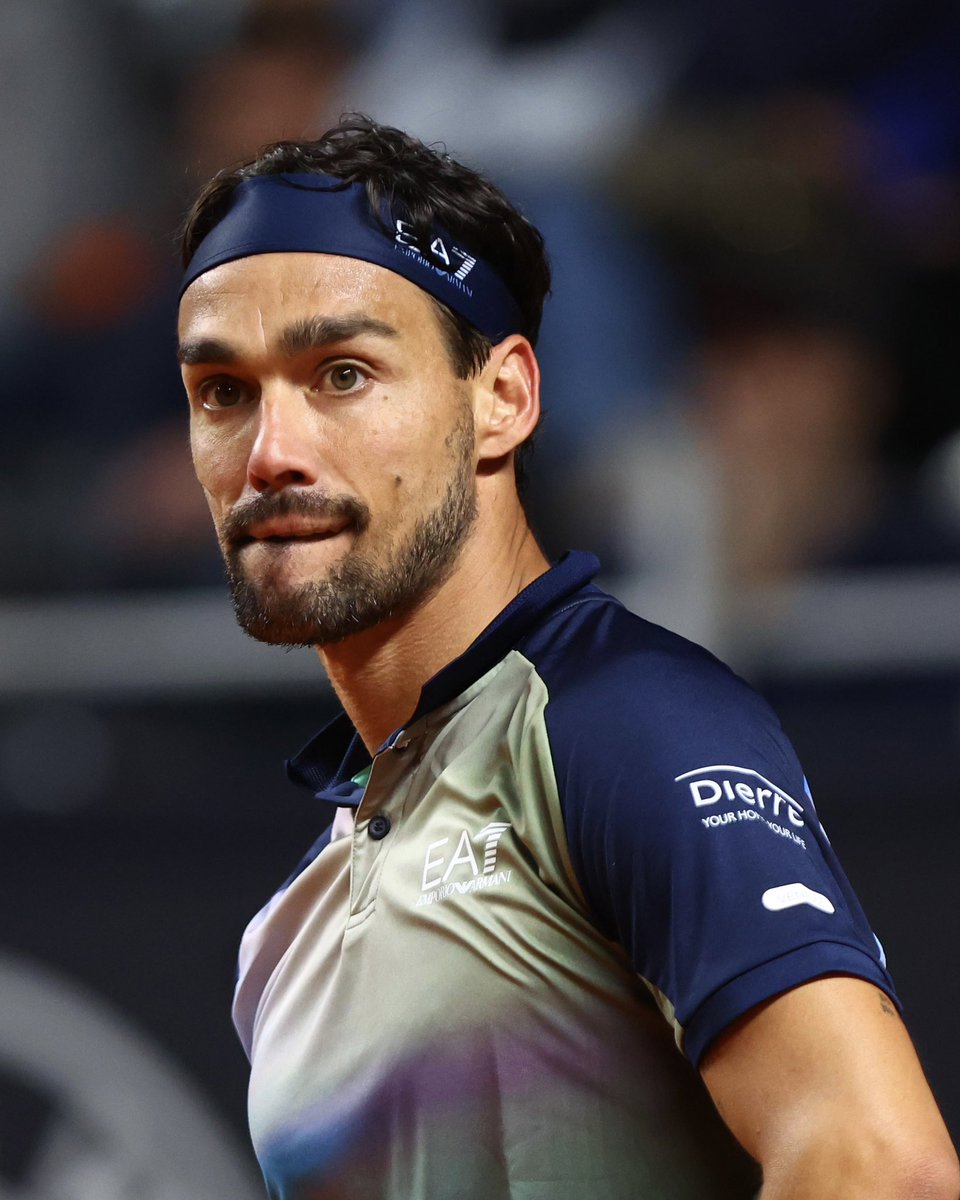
top-left (327, 364), bottom-right (366, 392)
top-left (200, 379), bottom-right (249, 410)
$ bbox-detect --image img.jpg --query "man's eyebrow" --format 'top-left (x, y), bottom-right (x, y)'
top-left (278, 314), bottom-right (399, 357)
top-left (177, 338), bottom-right (238, 366)
top-left (177, 315), bottom-right (399, 367)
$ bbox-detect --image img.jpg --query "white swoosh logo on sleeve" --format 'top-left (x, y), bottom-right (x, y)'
top-left (762, 882), bottom-right (835, 915)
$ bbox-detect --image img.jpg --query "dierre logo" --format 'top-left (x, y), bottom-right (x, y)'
top-left (674, 765), bottom-right (806, 829)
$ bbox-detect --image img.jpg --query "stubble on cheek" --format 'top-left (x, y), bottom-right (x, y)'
top-left (214, 392), bottom-right (478, 647)
top-left (189, 447), bottom-right (234, 551)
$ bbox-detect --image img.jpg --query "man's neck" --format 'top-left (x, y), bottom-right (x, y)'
top-left (317, 520), bottom-right (548, 754)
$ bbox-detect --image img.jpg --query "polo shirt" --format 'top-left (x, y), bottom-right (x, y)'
top-left (233, 551), bottom-right (897, 1199)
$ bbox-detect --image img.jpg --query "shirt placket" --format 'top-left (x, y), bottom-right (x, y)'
top-left (347, 729), bottom-right (421, 926)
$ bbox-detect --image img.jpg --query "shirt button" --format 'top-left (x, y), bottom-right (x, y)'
top-left (368, 813), bottom-right (391, 840)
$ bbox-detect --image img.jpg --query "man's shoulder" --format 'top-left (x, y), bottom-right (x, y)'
top-left (522, 583), bottom-right (768, 726)
top-left (515, 583), bottom-right (795, 803)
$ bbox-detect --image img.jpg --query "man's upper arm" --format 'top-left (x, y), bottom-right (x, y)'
top-left (532, 603), bottom-right (957, 1192)
top-left (547, 629), bottom-right (897, 1062)
top-left (700, 975), bottom-right (960, 1199)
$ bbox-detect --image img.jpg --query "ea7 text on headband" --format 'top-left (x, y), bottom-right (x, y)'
top-left (180, 173), bottom-right (524, 343)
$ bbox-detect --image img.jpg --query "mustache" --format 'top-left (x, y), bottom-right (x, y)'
top-left (222, 489), bottom-right (370, 547)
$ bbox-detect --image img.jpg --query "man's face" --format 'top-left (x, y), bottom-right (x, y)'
top-left (179, 252), bottom-right (478, 646)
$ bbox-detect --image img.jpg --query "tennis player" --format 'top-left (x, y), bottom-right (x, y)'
top-left (178, 115), bottom-right (959, 1200)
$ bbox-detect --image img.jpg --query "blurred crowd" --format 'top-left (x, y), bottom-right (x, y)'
top-left (3, 0), bottom-right (960, 627)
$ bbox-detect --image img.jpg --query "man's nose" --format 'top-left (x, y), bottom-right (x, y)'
top-left (246, 388), bottom-right (319, 493)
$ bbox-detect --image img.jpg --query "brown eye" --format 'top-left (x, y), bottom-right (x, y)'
top-left (329, 364), bottom-right (365, 392)
top-left (201, 379), bottom-right (249, 410)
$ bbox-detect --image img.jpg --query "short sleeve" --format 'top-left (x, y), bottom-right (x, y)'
top-left (537, 606), bottom-right (898, 1067)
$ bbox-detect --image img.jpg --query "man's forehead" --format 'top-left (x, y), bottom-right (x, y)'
top-left (178, 250), bottom-right (433, 334)
top-left (176, 253), bottom-right (451, 371)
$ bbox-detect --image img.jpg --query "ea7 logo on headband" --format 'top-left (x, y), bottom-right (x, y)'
top-left (394, 219), bottom-right (478, 281)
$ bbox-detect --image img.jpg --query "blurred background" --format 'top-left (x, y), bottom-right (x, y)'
top-left (1, 0), bottom-right (959, 1192)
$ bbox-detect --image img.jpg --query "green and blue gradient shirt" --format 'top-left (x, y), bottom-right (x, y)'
top-left (233, 552), bottom-right (897, 1199)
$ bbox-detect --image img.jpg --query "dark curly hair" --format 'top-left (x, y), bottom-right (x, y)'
top-left (181, 115), bottom-right (551, 490)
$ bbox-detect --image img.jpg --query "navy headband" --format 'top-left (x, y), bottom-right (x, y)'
top-left (180, 172), bottom-right (525, 342)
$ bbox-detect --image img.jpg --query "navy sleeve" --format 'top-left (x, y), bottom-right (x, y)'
top-left (532, 596), bottom-right (898, 1067)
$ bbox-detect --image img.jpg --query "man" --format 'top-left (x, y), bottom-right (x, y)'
top-left (178, 115), bottom-right (959, 1199)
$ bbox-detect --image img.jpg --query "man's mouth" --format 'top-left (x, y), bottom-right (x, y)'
top-left (235, 517), bottom-right (353, 547)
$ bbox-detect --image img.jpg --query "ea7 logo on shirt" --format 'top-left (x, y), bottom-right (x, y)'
top-left (416, 822), bottom-right (512, 907)
top-left (675, 765), bottom-right (807, 847)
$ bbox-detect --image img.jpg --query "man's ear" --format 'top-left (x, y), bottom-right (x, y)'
top-left (473, 335), bottom-right (541, 462)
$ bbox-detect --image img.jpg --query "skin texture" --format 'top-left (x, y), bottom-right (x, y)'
top-left (217, 380), bottom-right (479, 647)
top-left (180, 251), bottom-right (548, 751)
top-left (701, 976), bottom-right (959, 1199)
top-left (180, 250), bottom-right (959, 1198)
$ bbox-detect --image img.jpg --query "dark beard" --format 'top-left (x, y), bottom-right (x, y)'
top-left (222, 411), bottom-right (478, 647)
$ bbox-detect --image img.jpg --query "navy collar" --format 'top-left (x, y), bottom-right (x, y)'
top-left (286, 551), bottom-right (600, 803)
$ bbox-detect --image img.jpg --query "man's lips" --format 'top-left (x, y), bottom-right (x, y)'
top-left (235, 516), bottom-right (352, 546)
